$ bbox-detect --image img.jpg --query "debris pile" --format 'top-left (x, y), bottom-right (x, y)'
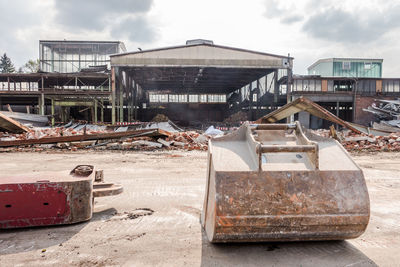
top-left (363, 99), bottom-right (400, 131)
top-left (0, 122), bottom-right (210, 152)
top-left (151, 114), bottom-right (169, 122)
top-left (342, 132), bottom-right (400, 152)
top-left (223, 111), bottom-right (248, 124)
top-left (166, 131), bottom-right (209, 151)
top-left (1, 126), bottom-right (110, 142)
top-left (311, 128), bottom-right (400, 152)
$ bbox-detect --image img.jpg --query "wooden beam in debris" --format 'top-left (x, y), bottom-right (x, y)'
top-left (0, 112), bottom-right (30, 133)
top-left (256, 97), bottom-right (362, 134)
top-left (0, 128), bottom-right (171, 147)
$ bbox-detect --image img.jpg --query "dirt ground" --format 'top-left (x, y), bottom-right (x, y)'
top-left (0, 150), bottom-right (399, 266)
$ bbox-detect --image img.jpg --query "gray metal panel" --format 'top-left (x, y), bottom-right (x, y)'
top-left (111, 45), bottom-right (292, 69)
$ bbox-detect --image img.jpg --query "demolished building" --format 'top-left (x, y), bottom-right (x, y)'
top-left (1, 41), bottom-right (400, 129)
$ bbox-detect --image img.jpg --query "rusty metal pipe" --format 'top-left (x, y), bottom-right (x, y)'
top-left (257, 144), bottom-right (316, 153)
top-left (255, 124), bottom-right (296, 130)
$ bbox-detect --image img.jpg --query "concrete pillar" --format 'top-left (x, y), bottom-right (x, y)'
top-left (256, 79), bottom-right (260, 119)
top-left (100, 98), bottom-right (104, 123)
top-left (273, 70), bottom-right (279, 103)
top-left (248, 83), bottom-right (252, 121)
top-left (134, 82), bottom-right (138, 120)
top-left (119, 89), bottom-right (124, 122)
top-left (60, 107), bottom-right (65, 123)
top-left (298, 111), bottom-right (310, 128)
top-left (126, 75), bottom-right (130, 122)
top-left (336, 101), bottom-right (340, 117)
top-left (39, 93), bottom-right (45, 115)
top-left (51, 98), bottom-right (55, 127)
top-left (94, 100), bottom-right (98, 123)
top-left (336, 101), bottom-right (340, 130)
top-left (111, 67), bottom-right (116, 125)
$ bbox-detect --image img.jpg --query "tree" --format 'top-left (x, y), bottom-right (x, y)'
top-left (0, 53), bottom-right (16, 73)
top-left (23, 59), bottom-right (40, 73)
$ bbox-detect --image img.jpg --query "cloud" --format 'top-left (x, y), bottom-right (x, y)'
top-left (302, 4), bottom-right (400, 44)
top-left (281, 14), bottom-right (303, 24)
top-left (264, 0), bottom-right (303, 24)
top-left (264, 0), bottom-right (286, 18)
top-left (111, 16), bottom-right (157, 43)
top-left (54, 0), bottom-right (153, 31)
top-left (0, 0), bottom-right (47, 67)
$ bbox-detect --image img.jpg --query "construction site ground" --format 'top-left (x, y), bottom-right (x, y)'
top-left (0, 150), bottom-right (399, 267)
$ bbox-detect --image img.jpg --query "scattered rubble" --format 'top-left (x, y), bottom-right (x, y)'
top-left (151, 114), bottom-right (169, 122)
top-left (311, 128), bottom-right (400, 152)
top-left (223, 111), bottom-right (248, 124)
top-left (166, 131), bottom-right (209, 151)
top-left (363, 99), bottom-right (400, 132)
top-left (0, 122), bottom-right (210, 152)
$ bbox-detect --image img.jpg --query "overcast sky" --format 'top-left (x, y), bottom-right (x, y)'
top-left (1, 0), bottom-right (399, 77)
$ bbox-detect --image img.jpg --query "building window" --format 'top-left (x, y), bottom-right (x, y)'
top-left (189, 95), bottom-right (198, 102)
top-left (178, 94), bottom-right (187, 102)
top-left (160, 94), bottom-right (168, 103)
top-left (169, 95), bottom-right (179, 102)
top-left (342, 62), bottom-right (351, 70)
top-left (364, 62), bottom-right (372, 70)
top-left (200, 94), bottom-right (207, 103)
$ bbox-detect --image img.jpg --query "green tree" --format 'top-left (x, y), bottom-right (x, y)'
top-left (0, 53), bottom-right (15, 73)
top-left (23, 59), bottom-right (40, 73)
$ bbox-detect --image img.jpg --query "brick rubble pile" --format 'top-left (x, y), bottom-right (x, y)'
top-left (311, 129), bottom-right (400, 152)
top-left (0, 126), bottom-right (210, 152)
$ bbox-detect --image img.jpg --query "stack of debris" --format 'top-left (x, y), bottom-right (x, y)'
top-left (0, 111), bottom-right (211, 152)
top-left (342, 132), bottom-right (400, 152)
top-left (223, 111), bottom-right (248, 124)
top-left (166, 131), bottom-right (209, 151)
top-left (151, 114), bottom-right (170, 122)
top-left (311, 128), bottom-right (400, 152)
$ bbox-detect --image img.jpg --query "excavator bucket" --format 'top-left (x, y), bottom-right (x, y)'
top-left (201, 122), bottom-right (370, 242)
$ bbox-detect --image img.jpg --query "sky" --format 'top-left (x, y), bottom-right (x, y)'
top-left (1, 0), bottom-right (400, 77)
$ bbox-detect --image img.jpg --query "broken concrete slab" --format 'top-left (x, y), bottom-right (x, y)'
top-left (157, 138), bottom-right (171, 147)
top-left (135, 140), bottom-right (163, 148)
top-left (71, 140), bottom-right (97, 148)
top-left (172, 141), bottom-right (185, 147)
top-left (344, 136), bottom-right (376, 143)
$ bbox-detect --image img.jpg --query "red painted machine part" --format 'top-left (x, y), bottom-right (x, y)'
top-left (0, 183), bottom-right (70, 228)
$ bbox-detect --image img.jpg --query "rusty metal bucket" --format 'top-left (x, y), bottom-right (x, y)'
top-left (201, 122), bottom-right (370, 242)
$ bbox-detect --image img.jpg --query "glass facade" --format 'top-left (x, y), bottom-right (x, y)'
top-left (149, 93), bottom-right (226, 103)
top-left (332, 61), bottom-right (382, 78)
top-left (308, 59), bottom-right (382, 78)
top-left (39, 41), bottom-right (126, 73)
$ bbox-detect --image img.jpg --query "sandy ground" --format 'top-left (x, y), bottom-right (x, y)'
top-left (0, 150), bottom-right (399, 267)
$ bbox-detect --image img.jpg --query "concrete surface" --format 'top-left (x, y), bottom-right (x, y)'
top-left (0, 151), bottom-right (399, 266)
